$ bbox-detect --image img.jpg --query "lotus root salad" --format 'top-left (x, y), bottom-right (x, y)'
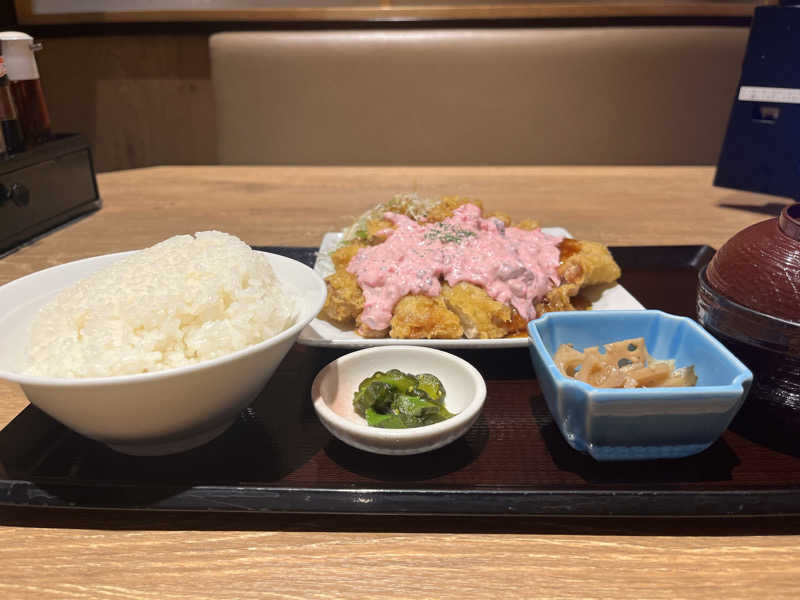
top-left (554, 337), bottom-right (698, 388)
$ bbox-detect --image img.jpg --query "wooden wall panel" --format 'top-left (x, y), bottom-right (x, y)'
top-left (34, 34), bottom-right (217, 173)
top-left (15, 1), bottom-right (763, 23)
top-left (7, 1), bottom-right (758, 173)
top-left (21, 13), bottom-right (755, 173)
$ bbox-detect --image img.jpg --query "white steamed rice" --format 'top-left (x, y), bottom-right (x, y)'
top-left (25, 231), bottom-right (298, 378)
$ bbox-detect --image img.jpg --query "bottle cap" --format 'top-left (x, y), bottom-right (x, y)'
top-left (0, 31), bottom-right (40, 81)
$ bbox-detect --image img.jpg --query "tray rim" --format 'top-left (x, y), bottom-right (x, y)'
top-left (3, 478), bottom-right (800, 516)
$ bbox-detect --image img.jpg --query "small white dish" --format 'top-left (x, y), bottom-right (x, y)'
top-left (311, 346), bottom-right (486, 455)
top-left (298, 231), bottom-right (644, 348)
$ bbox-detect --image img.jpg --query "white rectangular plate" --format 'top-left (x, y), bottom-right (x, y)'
top-left (298, 230), bottom-right (645, 349)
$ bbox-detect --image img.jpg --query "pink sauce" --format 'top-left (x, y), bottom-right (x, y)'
top-left (347, 203), bottom-right (564, 332)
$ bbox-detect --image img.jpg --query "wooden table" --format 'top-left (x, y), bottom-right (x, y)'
top-left (1, 166), bottom-right (799, 599)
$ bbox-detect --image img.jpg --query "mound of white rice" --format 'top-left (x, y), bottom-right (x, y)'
top-left (25, 231), bottom-right (298, 378)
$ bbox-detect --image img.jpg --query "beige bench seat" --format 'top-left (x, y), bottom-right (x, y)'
top-left (211, 28), bottom-right (748, 165)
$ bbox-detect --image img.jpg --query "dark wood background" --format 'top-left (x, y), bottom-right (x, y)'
top-left (5, 2), bottom-right (756, 172)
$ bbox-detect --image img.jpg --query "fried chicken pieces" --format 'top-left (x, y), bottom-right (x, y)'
top-left (440, 283), bottom-right (528, 339)
top-left (535, 238), bottom-right (622, 316)
top-left (320, 197), bottom-right (621, 339)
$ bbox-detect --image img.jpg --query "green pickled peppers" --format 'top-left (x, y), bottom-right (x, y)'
top-left (353, 369), bottom-right (453, 428)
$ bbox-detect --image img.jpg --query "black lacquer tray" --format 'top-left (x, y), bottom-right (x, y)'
top-left (3, 245), bottom-right (800, 517)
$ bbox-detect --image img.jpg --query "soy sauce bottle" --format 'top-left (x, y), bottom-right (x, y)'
top-left (0, 114), bottom-right (7, 159)
top-left (0, 32), bottom-right (51, 148)
top-left (0, 56), bottom-right (24, 155)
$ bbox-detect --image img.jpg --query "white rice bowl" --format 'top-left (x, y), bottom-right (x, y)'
top-left (0, 234), bottom-right (327, 455)
top-left (25, 231), bottom-right (299, 378)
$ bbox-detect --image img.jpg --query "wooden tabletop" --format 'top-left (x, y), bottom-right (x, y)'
top-left (2, 166), bottom-right (799, 599)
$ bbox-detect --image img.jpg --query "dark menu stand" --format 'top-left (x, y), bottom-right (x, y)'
top-left (715, 4), bottom-right (800, 201)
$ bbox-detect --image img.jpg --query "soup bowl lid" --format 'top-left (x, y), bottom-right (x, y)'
top-left (706, 203), bottom-right (800, 324)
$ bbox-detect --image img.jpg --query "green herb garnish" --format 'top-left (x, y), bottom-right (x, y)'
top-left (423, 223), bottom-right (476, 244)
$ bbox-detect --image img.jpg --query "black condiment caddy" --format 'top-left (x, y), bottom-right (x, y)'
top-left (0, 133), bottom-right (101, 256)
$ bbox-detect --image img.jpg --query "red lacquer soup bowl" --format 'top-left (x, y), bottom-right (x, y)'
top-left (697, 203), bottom-right (800, 442)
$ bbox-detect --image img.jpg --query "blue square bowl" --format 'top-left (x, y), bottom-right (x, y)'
top-left (527, 310), bottom-right (752, 461)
